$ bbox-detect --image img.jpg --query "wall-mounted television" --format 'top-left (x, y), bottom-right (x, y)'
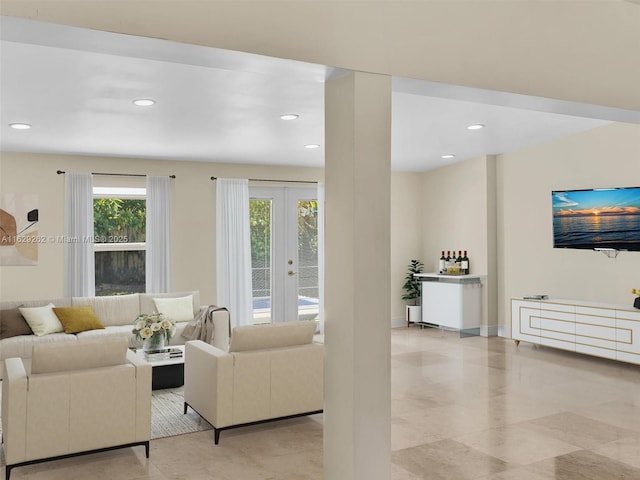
top-left (552, 187), bottom-right (640, 251)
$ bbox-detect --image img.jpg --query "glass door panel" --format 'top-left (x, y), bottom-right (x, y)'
top-left (296, 200), bottom-right (319, 321)
top-left (249, 199), bottom-right (272, 324)
top-left (250, 187), bottom-right (320, 325)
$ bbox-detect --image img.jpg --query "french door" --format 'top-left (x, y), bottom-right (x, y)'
top-left (249, 186), bottom-right (320, 325)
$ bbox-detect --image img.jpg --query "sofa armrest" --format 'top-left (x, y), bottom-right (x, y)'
top-left (2, 358), bottom-right (28, 464)
top-left (184, 340), bottom-right (233, 428)
top-left (210, 310), bottom-right (230, 352)
top-left (126, 349), bottom-right (152, 441)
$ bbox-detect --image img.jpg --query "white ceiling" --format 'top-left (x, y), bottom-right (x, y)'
top-left (1, 16), bottom-right (630, 172)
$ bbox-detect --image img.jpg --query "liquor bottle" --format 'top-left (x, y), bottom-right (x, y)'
top-left (461, 250), bottom-right (469, 274)
top-left (445, 251), bottom-right (451, 273)
top-left (439, 251), bottom-right (446, 274)
top-left (456, 250), bottom-right (463, 267)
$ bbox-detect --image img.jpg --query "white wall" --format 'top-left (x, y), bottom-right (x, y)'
top-left (0, 152), bottom-right (323, 303)
top-left (0, 152), bottom-right (420, 315)
top-left (390, 172), bottom-right (423, 325)
top-left (419, 155), bottom-right (497, 333)
top-left (497, 122), bottom-right (640, 335)
top-left (421, 156), bottom-right (490, 276)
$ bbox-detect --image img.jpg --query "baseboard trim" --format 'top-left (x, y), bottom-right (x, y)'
top-left (391, 316), bottom-right (406, 328)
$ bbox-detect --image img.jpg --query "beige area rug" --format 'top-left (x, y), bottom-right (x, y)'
top-left (0, 384), bottom-right (211, 467)
top-left (151, 386), bottom-right (212, 439)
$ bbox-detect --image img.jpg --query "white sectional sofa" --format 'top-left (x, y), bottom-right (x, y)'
top-left (184, 320), bottom-right (324, 444)
top-left (0, 291), bottom-right (230, 380)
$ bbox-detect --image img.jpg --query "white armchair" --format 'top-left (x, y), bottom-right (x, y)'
top-left (2, 337), bottom-right (151, 480)
top-left (184, 321), bottom-right (323, 444)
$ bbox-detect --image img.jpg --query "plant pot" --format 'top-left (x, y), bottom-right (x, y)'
top-left (634, 297), bottom-right (640, 310)
top-left (406, 305), bottom-right (422, 326)
top-left (143, 334), bottom-right (166, 352)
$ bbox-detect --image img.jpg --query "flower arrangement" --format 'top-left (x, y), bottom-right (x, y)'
top-left (632, 289), bottom-right (640, 310)
top-left (132, 313), bottom-right (176, 343)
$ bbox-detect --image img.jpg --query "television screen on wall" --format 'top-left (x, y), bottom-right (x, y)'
top-left (552, 187), bottom-right (640, 251)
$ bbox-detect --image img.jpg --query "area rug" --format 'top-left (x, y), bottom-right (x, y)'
top-left (151, 386), bottom-right (212, 439)
top-left (0, 384), bottom-right (211, 466)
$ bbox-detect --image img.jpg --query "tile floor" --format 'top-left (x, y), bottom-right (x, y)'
top-left (3, 327), bottom-right (640, 479)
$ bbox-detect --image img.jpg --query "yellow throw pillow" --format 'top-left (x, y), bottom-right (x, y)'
top-left (53, 306), bottom-right (105, 334)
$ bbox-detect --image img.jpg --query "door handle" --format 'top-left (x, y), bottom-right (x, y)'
top-left (288, 270), bottom-right (298, 276)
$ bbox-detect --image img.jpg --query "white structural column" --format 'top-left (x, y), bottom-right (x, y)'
top-left (324, 71), bottom-right (392, 480)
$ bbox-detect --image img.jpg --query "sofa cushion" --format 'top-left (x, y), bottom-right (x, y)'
top-left (31, 337), bottom-right (129, 374)
top-left (153, 295), bottom-right (193, 322)
top-left (140, 291), bottom-right (199, 317)
top-left (72, 294), bottom-right (140, 327)
top-left (53, 306), bottom-right (105, 334)
top-left (229, 321), bottom-right (316, 352)
top-left (76, 325), bottom-right (139, 348)
top-left (19, 303), bottom-right (64, 336)
top-left (0, 306), bottom-right (33, 339)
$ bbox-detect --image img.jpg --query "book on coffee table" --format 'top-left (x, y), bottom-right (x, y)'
top-left (144, 347), bottom-right (183, 361)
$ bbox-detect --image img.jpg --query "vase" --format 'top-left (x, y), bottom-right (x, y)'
top-left (143, 334), bottom-right (166, 352)
top-left (634, 297), bottom-right (640, 310)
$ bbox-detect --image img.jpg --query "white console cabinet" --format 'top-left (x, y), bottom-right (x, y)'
top-left (511, 298), bottom-right (640, 365)
top-left (417, 274), bottom-right (483, 330)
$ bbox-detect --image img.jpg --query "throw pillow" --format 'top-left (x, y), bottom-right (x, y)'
top-left (0, 306), bottom-right (33, 339)
top-left (53, 306), bottom-right (105, 334)
top-left (153, 294), bottom-right (193, 322)
top-left (18, 303), bottom-right (64, 336)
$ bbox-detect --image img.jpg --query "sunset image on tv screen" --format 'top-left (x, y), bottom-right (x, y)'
top-left (552, 187), bottom-right (640, 251)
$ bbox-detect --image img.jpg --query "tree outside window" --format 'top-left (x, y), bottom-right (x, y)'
top-left (94, 193), bottom-right (146, 296)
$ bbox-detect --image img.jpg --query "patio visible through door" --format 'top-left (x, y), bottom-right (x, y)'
top-left (249, 186), bottom-right (320, 325)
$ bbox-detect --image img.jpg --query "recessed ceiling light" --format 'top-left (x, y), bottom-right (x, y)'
top-left (304, 144), bottom-right (320, 149)
top-left (133, 99), bottom-right (156, 107)
top-left (9, 123), bottom-right (31, 130)
top-left (280, 114), bottom-right (299, 120)
top-left (467, 124), bottom-right (485, 130)
top-left (441, 154), bottom-right (456, 159)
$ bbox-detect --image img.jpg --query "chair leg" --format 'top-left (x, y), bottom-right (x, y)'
top-left (144, 441), bottom-right (150, 458)
top-left (183, 402), bottom-right (188, 414)
top-left (214, 428), bottom-right (221, 445)
top-left (6, 464), bottom-right (13, 480)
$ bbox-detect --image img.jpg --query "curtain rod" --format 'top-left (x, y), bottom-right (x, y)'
top-left (210, 176), bottom-right (317, 184)
top-left (57, 170), bottom-right (175, 178)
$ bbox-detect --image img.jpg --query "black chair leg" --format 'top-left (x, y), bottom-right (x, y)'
top-left (214, 429), bottom-right (221, 445)
top-left (183, 402), bottom-right (188, 414)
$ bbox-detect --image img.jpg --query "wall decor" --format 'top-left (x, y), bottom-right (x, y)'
top-left (0, 193), bottom-right (39, 265)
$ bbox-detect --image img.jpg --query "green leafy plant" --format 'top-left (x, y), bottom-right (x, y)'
top-left (402, 259), bottom-right (424, 305)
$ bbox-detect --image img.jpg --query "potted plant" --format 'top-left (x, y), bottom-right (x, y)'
top-left (402, 259), bottom-right (424, 326)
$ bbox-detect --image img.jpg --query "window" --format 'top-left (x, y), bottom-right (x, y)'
top-left (93, 186), bottom-right (146, 296)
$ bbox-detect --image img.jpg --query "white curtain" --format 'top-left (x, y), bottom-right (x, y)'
top-left (317, 182), bottom-right (325, 333)
top-left (146, 176), bottom-right (173, 293)
top-left (64, 173), bottom-right (95, 297)
top-left (216, 178), bottom-right (252, 327)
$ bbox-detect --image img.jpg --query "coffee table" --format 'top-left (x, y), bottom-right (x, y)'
top-left (135, 345), bottom-right (185, 390)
